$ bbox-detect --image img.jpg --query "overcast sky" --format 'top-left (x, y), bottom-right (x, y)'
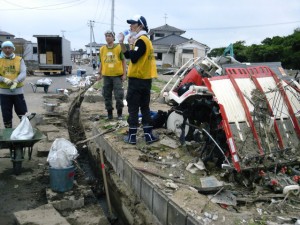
top-left (1, 0), bottom-right (300, 50)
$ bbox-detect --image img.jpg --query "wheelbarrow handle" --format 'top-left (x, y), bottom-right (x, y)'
top-left (18, 113), bottom-right (36, 121)
top-left (27, 113), bottom-right (36, 121)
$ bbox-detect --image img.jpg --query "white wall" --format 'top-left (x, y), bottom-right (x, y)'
top-left (21, 43), bottom-right (38, 61)
top-left (174, 41), bottom-right (207, 67)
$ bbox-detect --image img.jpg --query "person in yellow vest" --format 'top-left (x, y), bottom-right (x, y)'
top-left (0, 41), bottom-right (28, 128)
top-left (98, 30), bottom-right (126, 120)
top-left (118, 15), bottom-right (159, 145)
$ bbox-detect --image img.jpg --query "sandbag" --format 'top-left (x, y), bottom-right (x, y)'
top-left (10, 115), bottom-right (34, 140)
top-left (47, 138), bottom-right (79, 169)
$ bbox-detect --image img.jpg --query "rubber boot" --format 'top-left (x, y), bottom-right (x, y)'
top-left (107, 110), bottom-right (113, 120)
top-left (143, 126), bottom-right (159, 144)
top-left (4, 121), bottom-right (12, 128)
top-left (124, 127), bottom-right (137, 144)
top-left (117, 109), bottom-right (122, 120)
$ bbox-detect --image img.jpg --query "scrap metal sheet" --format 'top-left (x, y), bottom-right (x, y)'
top-left (209, 79), bottom-right (246, 123)
top-left (255, 77), bottom-right (289, 119)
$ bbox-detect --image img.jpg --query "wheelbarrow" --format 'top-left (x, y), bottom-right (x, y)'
top-left (0, 128), bottom-right (45, 175)
top-left (29, 82), bottom-right (50, 93)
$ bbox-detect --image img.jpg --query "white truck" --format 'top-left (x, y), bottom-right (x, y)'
top-left (33, 35), bottom-right (72, 75)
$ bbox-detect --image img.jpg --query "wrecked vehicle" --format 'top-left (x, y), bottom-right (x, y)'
top-left (161, 54), bottom-right (300, 192)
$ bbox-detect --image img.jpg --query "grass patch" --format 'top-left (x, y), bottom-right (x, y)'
top-left (151, 84), bottom-right (161, 93)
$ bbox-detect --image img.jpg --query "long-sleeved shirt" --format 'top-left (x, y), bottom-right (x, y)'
top-left (0, 59), bottom-right (26, 95)
top-left (124, 39), bottom-right (146, 63)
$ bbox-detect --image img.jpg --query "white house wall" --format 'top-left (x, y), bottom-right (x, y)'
top-left (174, 41), bottom-right (207, 67)
top-left (23, 43), bottom-right (38, 61)
top-left (162, 53), bottom-right (174, 66)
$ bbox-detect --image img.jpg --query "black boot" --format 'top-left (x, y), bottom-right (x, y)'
top-left (124, 127), bottom-right (137, 144)
top-left (107, 110), bottom-right (113, 120)
top-left (143, 126), bottom-right (159, 144)
top-left (4, 121), bottom-right (12, 128)
top-left (117, 109), bottom-right (123, 120)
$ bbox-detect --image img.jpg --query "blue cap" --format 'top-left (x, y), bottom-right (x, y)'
top-left (127, 15), bottom-right (147, 28)
top-left (1, 41), bottom-right (15, 50)
top-left (127, 15), bottom-right (148, 32)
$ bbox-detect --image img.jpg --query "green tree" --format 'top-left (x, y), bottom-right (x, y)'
top-left (209, 28), bottom-right (300, 69)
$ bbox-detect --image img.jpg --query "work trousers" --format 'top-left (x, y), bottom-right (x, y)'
top-left (0, 94), bottom-right (28, 128)
top-left (102, 76), bottom-right (124, 111)
top-left (126, 78), bottom-right (152, 127)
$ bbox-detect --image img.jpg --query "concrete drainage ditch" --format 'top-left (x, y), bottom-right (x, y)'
top-left (68, 89), bottom-right (156, 225)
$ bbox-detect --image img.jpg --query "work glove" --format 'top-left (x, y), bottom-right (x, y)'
top-left (3, 78), bottom-right (13, 86)
top-left (10, 81), bottom-right (18, 92)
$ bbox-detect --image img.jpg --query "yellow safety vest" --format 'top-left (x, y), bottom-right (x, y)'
top-left (0, 56), bottom-right (24, 88)
top-left (100, 44), bottom-right (124, 76)
top-left (128, 35), bottom-right (157, 79)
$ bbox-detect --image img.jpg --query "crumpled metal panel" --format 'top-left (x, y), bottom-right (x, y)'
top-left (255, 76), bottom-right (289, 119)
top-left (210, 79), bottom-right (247, 123)
top-left (282, 81), bottom-right (300, 118)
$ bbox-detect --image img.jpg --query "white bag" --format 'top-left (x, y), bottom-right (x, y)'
top-left (36, 78), bottom-right (52, 86)
top-left (47, 138), bottom-right (79, 169)
top-left (10, 116), bottom-right (34, 140)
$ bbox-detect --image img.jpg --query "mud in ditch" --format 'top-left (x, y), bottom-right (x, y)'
top-left (67, 88), bottom-right (125, 224)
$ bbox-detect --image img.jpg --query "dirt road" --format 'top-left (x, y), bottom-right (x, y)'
top-left (0, 64), bottom-right (96, 225)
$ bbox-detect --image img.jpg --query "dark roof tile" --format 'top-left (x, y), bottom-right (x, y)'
top-left (152, 34), bottom-right (189, 45)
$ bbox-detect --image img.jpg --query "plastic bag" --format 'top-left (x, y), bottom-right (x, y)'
top-left (36, 78), bottom-right (52, 86)
top-left (47, 138), bottom-right (79, 169)
top-left (10, 115), bottom-right (34, 140)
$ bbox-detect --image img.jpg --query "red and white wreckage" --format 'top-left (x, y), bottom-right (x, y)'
top-left (161, 55), bottom-right (300, 192)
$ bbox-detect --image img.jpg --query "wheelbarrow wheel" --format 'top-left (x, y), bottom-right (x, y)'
top-left (13, 161), bottom-right (22, 175)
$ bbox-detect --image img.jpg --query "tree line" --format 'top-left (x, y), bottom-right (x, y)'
top-left (208, 28), bottom-right (300, 70)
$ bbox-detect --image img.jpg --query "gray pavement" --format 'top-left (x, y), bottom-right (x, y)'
top-left (0, 63), bottom-right (96, 128)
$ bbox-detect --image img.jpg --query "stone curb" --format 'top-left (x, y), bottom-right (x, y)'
top-left (93, 126), bottom-right (203, 225)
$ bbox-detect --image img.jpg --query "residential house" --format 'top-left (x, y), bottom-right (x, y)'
top-left (0, 31), bottom-right (38, 61)
top-left (0, 31), bottom-right (15, 46)
top-left (13, 38), bottom-right (38, 61)
top-left (149, 24), bottom-right (209, 67)
top-left (71, 49), bottom-right (87, 62)
top-left (85, 42), bottom-right (103, 58)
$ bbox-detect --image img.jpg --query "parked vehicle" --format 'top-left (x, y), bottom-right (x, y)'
top-left (33, 35), bottom-right (72, 75)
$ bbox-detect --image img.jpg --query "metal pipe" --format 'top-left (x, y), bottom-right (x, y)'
top-left (202, 128), bottom-right (231, 166)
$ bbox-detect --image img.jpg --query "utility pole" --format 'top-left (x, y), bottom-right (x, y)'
top-left (111, 0), bottom-right (115, 31)
top-left (88, 20), bottom-right (95, 62)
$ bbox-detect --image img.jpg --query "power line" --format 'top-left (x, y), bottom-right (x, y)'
top-left (0, 0), bottom-right (87, 11)
top-left (186, 21), bottom-right (300, 31)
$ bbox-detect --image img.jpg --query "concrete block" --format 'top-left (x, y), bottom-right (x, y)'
top-left (14, 203), bottom-right (70, 225)
top-left (66, 203), bottom-right (110, 225)
top-left (123, 160), bottom-right (132, 187)
top-left (100, 134), bottom-right (112, 162)
top-left (46, 188), bottom-right (84, 211)
top-left (167, 201), bottom-right (187, 225)
top-left (36, 124), bottom-right (60, 133)
top-left (116, 154), bottom-right (124, 180)
top-left (110, 147), bottom-right (117, 171)
top-left (47, 131), bottom-right (69, 141)
top-left (121, 202), bottom-right (134, 225)
top-left (131, 169), bottom-right (142, 198)
top-left (103, 142), bottom-right (112, 162)
top-left (187, 213), bottom-right (203, 225)
top-left (152, 188), bottom-right (168, 225)
top-left (83, 93), bottom-right (103, 103)
top-left (141, 177), bottom-right (154, 211)
top-left (35, 140), bottom-right (53, 157)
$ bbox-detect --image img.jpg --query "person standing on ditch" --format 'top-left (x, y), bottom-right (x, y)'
top-left (98, 30), bottom-right (126, 120)
top-left (0, 41), bottom-right (28, 128)
top-left (92, 58), bottom-right (97, 70)
top-left (118, 15), bottom-right (159, 145)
